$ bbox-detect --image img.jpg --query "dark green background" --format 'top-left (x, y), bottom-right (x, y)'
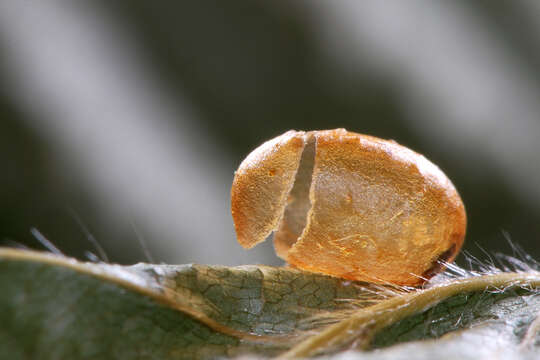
top-left (1, 1), bottom-right (539, 269)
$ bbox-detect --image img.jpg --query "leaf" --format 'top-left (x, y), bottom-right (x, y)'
top-left (0, 248), bottom-right (386, 359)
top-left (1, 248), bottom-right (540, 359)
top-left (281, 273), bottom-right (540, 359)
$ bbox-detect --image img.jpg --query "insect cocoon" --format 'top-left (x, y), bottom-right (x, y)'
top-left (231, 129), bottom-right (466, 285)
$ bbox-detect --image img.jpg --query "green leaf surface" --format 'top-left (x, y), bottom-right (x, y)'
top-left (1, 248), bottom-right (540, 359)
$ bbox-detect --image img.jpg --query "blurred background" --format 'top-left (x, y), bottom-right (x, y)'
top-left (1, 1), bottom-right (539, 269)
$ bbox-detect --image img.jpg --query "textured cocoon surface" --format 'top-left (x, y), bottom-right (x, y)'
top-left (231, 129), bottom-right (466, 285)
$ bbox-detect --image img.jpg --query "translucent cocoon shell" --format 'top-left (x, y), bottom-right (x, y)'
top-left (231, 129), bottom-right (466, 285)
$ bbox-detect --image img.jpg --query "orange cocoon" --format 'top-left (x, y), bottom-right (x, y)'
top-left (231, 129), bottom-right (466, 286)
